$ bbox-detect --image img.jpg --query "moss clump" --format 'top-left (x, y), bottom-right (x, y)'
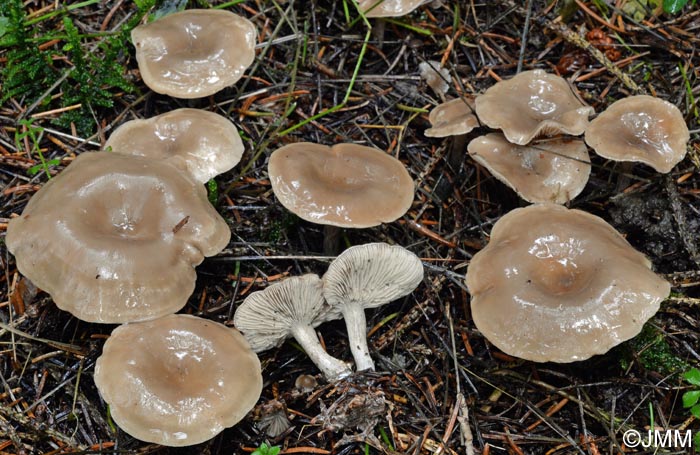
top-left (621, 323), bottom-right (688, 375)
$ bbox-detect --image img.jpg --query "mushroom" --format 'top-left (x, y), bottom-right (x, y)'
top-left (5, 152), bottom-right (230, 323)
top-left (425, 96), bottom-right (479, 138)
top-left (93, 314), bottom-right (262, 446)
top-left (418, 60), bottom-right (450, 97)
top-left (467, 133), bottom-right (591, 204)
top-left (233, 274), bottom-right (351, 381)
top-left (105, 108), bottom-right (244, 184)
top-left (358, 0), bottom-right (428, 17)
top-left (584, 95), bottom-right (689, 173)
top-left (465, 204), bottom-right (670, 363)
top-left (322, 243), bottom-right (424, 371)
top-left (131, 9), bottom-right (257, 98)
top-left (475, 69), bottom-right (594, 145)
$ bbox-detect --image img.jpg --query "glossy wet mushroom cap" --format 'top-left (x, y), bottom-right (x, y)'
top-left (584, 95), bottom-right (689, 173)
top-left (5, 152), bottom-right (230, 323)
top-left (465, 204), bottom-right (670, 363)
top-left (268, 143), bottom-right (414, 228)
top-left (131, 9), bottom-right (257, 98)
top-left (106, 108), bottom-right (244, 183)
top-left (467, 133), bottom-right (591, 204)
top-left (475, 69), bottom-right (594, 145)
top-left (94, 314), bottom-right (262, 446)
top-left (425, 97), bottom-right (479, 138)
top-left (358, 0), bottom-right (427, 17)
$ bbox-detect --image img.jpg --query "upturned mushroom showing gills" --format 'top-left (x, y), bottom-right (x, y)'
top-left (94, 314), bottom-right (262, 446)
top-left (467, 133), bottom-right (591, 204)
top-left (5, 152), bottom-right (230, 323)
top-left (584, 95), bottom-right (689, 173)
top-left (105, 108), bottom-right (244, 184)
top-left (131, 9), bottom-right (257, 98)
top-left (268, 142), bottom-right (414, 228)
top-left (425, 97), bottom-right (479, 138)
top-left (233, 274), bottom-right (351, 381)
top-left (323, 243), bottom-right (424, 371)
top-left (358, 0), bottom-right (428, 18)
top-left (465, 204), bottom-right (670, 363)
top-left (475, 69), bottom-right (594, 145)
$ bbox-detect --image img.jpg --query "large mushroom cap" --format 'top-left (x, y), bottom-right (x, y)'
top-left (475, 70), bottom-right (594, 145)
top-left (94, 314), bottom-right (262, 446)
top-left (131, 9), bottom-right (257, 98)
top-left (268, 143), bottom-right (414, 228)
top-left (358, 0), bottom-right (427, 17)
top-left (467, 133), bottom-right (591, 204)
top-left (466, 204), bottom-right (670, 363)
top-left (6, 152), bottom-right (231, 323)
top-left (584, 95), bottom-right (689, 173)
top-left (106, 108), bottom-right (244, 183)
top-left (425, 97), bottom-right (479, 138)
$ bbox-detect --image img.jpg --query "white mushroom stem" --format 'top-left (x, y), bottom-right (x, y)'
top-left (290, 325), bottom-right (351, 381)
top-left (341, 303), bottom-right (375, 372)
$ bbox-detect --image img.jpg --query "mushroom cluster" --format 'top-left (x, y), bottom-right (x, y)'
top-left (234, 243), bottom-right (424, 380)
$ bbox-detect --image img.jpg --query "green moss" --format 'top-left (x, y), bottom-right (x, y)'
top-left (620, 324), bottom-right (688, 375)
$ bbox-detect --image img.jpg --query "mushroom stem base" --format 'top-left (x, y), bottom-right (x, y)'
top-left (342, 303), bottom-right (375, 372)
top-left (291, 325), bottom-right (351, 382)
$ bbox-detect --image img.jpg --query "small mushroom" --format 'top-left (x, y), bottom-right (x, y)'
top-left (418, 60), bottom-right (450, 97)
top-left (467, 133), bottom-right (591, 204)
top-left (233, 274), bottom-right (351, 381)
top-left (322, 243), bottom-right (424, 371)
top-left (105, 108), bottom-right (244, 184)
top-left (93, 314), bottom-right (262, 446)
top-left (584, 95), bottom-right (689, 173)
top-left (294, 374), bottom-right (318, 393)
top-left (131, 9), bottom-right (257, 98)
top-left (268, 142), bottom-right (414, 229)
top-left (475, 69), bottom-right (594, 145)
top-left (358, 0), bottom-right (428, 17)
top-left (425, 96), bottom-right (479, 138)
top-left (6, 152), bottom-right (230, 323)
top-left (465, 204), bottom-right (670, 363)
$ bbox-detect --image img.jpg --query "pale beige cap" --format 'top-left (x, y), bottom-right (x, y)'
top-left (268, 143), bottom-right (414, 228)
top-left (465, 204), bottom-right (670, 363)
top-left (358, 0), bottom-right (427, 17)
top-left (6, 152), bottom-right (231, 323)
top-left (584, 95), bottom-right (689, 173)
top-left (234, 274), bottom-right (350, 381)
top-left (425, 97), bottom-right (479, 138)
top-left (94, 314), bottom-right (262, 446)
top-left (106, 108), bottom-right (244, 183)
top-left (475, 70), bottom-right (594, 145)
top-left (468, 133), bottom-right (591, 204)
top-left (323, 243), bottom-right (424, 371)
top-left (132, 9), bottom-right (256, 98)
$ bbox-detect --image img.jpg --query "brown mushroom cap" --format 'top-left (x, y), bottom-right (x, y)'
top-left (6, 152), bottom-right (230, 323)
top-left (425, 97), bottom-right (479, 138)
top-left (268, 143), bottom-right (414, 228)
top-left (358, 0), bottom-right (427, 17)
top-left (131, 9), bottom-right (257, 98)
top-left (465, 204), bottom-right (670, 363)
top-left (94, 314), bottom-right (262, 446)
top-left (584, 95), bottom-right (689, 173)
top-left (467, 133), bottom-right (591, 204)
top-left (475, 70), bottom-right (594, 145)
top-left (105, 108), bottom-right (244, 183)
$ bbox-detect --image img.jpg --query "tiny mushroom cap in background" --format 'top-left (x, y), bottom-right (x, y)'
top-left (94, 314), bottom-right (262, 446)
top-left (105, 108), bottom-right (244, 184)
top-left (5, 152), bottom-right (230, 323)
top-left (323, 243), bottom-right (424, 371)
top-left (358, 0), bottom-right (428, 17)
top-left (131, 9), bottom-right (256, 98)
top-left (475, 69), bottom-right (594, 145)
top-left (294, 374), bottom-right (318, 393)
top-left (584, 95), bottom-right (689, 173)
top-left (465, 204), bottom-right (670, 363)
top-left (467, 133), bottom-right (591, 204)
top-left (425, 97), bottom-right (479, 138)
top-left (268, 142), bottom-right (414, 228)
top-left (233, 274), bottom-right (351, 381)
